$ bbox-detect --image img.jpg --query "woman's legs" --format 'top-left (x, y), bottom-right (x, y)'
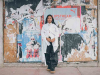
top-left (45, 42), bottom-right (58, 71)
top-left (50, 52), bottom-right (58, 67)
top-left (45, 42), bottom-right (51, 69)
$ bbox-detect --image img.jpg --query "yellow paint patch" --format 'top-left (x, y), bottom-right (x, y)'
top-left (67, 49), bottom-right (92, 62)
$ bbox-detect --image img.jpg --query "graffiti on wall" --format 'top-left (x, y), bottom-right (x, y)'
top-left (4, 0), bottom-right (42, 62)
top-left (4, 0), bottom-right (97, 62)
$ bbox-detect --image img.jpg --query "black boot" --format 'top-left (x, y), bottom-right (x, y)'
top-left (47, 65), bottom-right (51, 71)
top-left (50, 65), bottom-right (55, 74)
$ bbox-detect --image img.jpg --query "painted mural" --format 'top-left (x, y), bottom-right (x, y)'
top-left (4, 0), bottom-right (97, 63)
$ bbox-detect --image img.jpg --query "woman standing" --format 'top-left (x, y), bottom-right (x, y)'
top-left (41, 14), bottom-right (59, 74)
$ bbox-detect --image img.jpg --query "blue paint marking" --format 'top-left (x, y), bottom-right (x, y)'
top-left (17, 18), bottom-right (41, 62)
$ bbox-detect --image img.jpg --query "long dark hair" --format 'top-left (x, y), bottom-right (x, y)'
top-left (45, 14), bottom-right (56, 25)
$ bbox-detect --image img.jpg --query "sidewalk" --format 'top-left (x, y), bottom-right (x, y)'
top-left (0, 67), bottom-right (100, 75)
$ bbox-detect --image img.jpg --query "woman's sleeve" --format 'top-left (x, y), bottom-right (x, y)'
top-left (54, 26), bottom-right (59, 38)
top-left (41, 26), bottom-right (50, 46)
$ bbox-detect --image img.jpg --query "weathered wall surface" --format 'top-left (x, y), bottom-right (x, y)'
top-left (1, 0), bottom-right (98, 65)
top-left (0, 0), bottom-right (3, 67)
top-left (98, 0), bottom-right (100, 66)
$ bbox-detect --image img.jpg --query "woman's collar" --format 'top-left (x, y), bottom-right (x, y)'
top-left (47, 22), bottom-right (52, 25)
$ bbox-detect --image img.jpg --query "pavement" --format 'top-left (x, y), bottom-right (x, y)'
top-left (0, 67), bottom-right (100, 75)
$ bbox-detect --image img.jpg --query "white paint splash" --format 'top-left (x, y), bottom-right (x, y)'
top-left (63, 17), bottom-right (81, 33)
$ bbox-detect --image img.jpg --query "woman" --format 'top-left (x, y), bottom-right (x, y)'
top-left (41, 14), bottom-right (59, 74)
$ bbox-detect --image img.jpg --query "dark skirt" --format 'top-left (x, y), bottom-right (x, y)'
top-left (44, 41), bottom-right (58, 68)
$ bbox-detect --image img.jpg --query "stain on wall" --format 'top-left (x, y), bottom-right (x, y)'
top-left (4, 0), bottom-right (97, 63)
top-left (4, 23), bottom-right (18, 62)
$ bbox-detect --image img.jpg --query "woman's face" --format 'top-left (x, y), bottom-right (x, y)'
top-left (47, 16), bottom-right (52, 23)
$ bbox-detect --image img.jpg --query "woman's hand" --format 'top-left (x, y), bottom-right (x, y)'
top-left (46, 37), bottom-right (51, 42)
top-left (51, 38), bottom-right (55, 42)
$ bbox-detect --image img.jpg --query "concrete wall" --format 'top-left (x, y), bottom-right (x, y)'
top-left (0, 0), bottom-right (3, 67)
top-left (98, 0), bottom-right (100, 66)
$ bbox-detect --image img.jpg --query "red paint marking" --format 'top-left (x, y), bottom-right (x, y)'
top-left (18, 43), bottom-right (22, 46)
top-left (81, 27), bottom-right (84, 31)
top-left (85, 24), bottom-right (88, 31)
top-left (70, 9), bottom-right (76, 13)
top-left (40, 15), bottom-right (44, 30)
top-left (30, 24), bottom-right (32, 26)
top-left (12, 21), bottom-right (15, 23)
top-left (56, 6), bottom-right (71, 8)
